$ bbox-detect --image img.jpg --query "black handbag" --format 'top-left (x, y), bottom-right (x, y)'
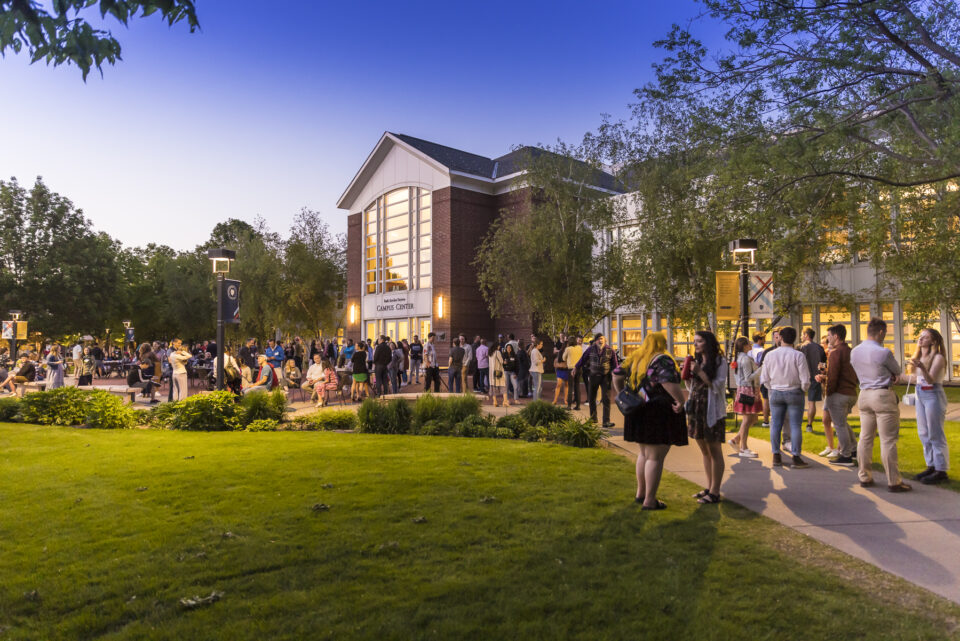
top-left (616, 375), bottom-right (649, 416)
top-left (736, 391), bottom-right (756, 407)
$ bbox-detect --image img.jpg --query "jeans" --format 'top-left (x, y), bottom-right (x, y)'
top-left (531, 372), bottom-right (542, 401)
top-left (506, 372), bottom-right (519, 402)
top-left (769, 388), bottom-right (804, 456)
top-left (568, 370), bottom-right (583, 407)
top-left (389, 368), bottom-right (401, 394)
top-left (410, 360), bottom-right (421, 384)
top-left (374, 366), bottom-right (390, 396)
top-left (477, 367), bottom-right (489, 393)
top-left (587, 374), bottom-right (611, 423)
top-left (424, 366), bottom-right (441, 392)
top-left (916, 385), bottom-right (949, 471)
top-left (824, 392), bottom-right (857, 457)
top-left (448, 368), bottom-right (462, 393)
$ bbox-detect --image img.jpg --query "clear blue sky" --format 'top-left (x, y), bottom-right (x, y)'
top-left (0, 0), bottom-right (724, 250)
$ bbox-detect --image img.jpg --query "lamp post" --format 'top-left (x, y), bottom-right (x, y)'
top-left (8, 310), bottom-right (20, 359)
top-left (728, 239), bottom-right (758, 338)
top-left (208, 248), bottom-right (236, 391)
top-left (123, 320), bottom-right (132, 355)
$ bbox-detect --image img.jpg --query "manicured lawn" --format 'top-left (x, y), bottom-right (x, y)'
top-left (2, 424), bottom-right (959, 640)
top-left (740, 415), bottom-right (960, 492)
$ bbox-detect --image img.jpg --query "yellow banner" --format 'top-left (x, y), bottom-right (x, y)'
top-left (15, 322), bottom-right (27, 340)
top-left (716, 271), bottom-right (740, 321)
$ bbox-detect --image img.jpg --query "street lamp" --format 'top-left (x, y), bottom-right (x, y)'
top-left (208, 248), bottom-right (236, 391)
top-left (728, 239), bottom-right (757, 338)
top-left (122, 320), bottom-right (133, 354)
top-left (9, 310), bottom-right (22, 358)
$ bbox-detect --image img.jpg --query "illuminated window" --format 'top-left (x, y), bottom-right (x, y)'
top-left (672, 325), bottom-right (696, 359)
top-left (819, 305), bottom-right (852, 347)
top-left (362, 187), bottom-right (432, 294)
top-left (902, 305), bottom-right (940, 365)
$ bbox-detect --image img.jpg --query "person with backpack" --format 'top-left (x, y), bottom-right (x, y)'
top-left (576, 333), bottom-right (619, 427)
top-left (244, 354), bottom-right (276, 395)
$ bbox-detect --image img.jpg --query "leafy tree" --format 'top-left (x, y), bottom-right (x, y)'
top-left (0, 0), bottom-right (199, 79)
top-left (474, 143), bottom-right (629, 337)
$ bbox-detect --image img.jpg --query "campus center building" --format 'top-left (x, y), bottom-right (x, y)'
top-left (337, 132), bottom-right (621, 360)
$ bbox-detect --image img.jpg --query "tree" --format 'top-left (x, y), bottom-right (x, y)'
top-left (0, 0), bottom-right (199, 79)
top-left (474, 143), bottom-right (630, 337)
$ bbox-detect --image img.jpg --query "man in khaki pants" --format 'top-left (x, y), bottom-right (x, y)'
top-left (850, 318), bottom-right (911, 492)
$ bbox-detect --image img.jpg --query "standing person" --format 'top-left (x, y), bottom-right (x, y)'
top-left (389, 341), bottom-right (404, 394)
top-left (475, 339), bottom-right (489, 394)
top-left (758, 328), bottom-right (781, 427)
top-left (686, 331), bottom-right (728, 504)
top-left (822, 324), bottom-right (858, 466)
top-left (168, 339), bottom-right (191, 401)
top-left (400, 339), bottom-right (410, 386)
top-left (502, 343), bottom-right (519, 403)
top-left (516, 339), bottom-right (530, 398)
top-left (265, 339), bottom-right (285, 383)
top-left (91, 342), bottom-right (105, 378)
top-left (294, 336), bottom-right (307, 373)
top-left (423, 332), bottom-right (441, 392)
top-left (729, 336), bottom-right (761, 458)
top-left (460, 335), bottom-right (473, 393)
top-left (617, 332), bottom-right (687, 510)
top-left (759, 326), bottom-right (810, 468)
top-left (72, 342), bottom-right (82, 377)
top-left (576, 333), bottom-right (618, 427)
top-left (373, 336), bottom-right (393, 397)
top-left (818, 334), bottom-right (837, 457)
top-left (409, 336), bottom-right (423, 385)
top-left (350, 342), bottom-right (370, 401)
top-left (906, 328), bottom-right (949, 485)
top-left (341, 339), bottom-right (355, 363)
top-left (489, 340), bottom-right (509, 407)
top-left (850, 318), bottom-right (910, 492)
top-left (529, 339), bottom-right (545, 401)
top-left (448, 338), bottom-right (465, 393)
top-left (239, 338), bottom-right (258, 374)
top-left (566, 336), bottom-right (584, 410)
top-left (799, 328), bottom-right (827, 432)
top-left (77, 347), bottom-right (96, 387)
top-left (553, 338), bottom-right (570, 406)
top-left (45, 344), bottom-right (65, 390)
top-left (471, 336), bottom-right (483, 391)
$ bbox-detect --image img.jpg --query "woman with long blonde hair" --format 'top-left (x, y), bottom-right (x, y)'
top-left (906, 328), bottom-right (949, 484)
top-left (615, 332), bottom-right (687, 510)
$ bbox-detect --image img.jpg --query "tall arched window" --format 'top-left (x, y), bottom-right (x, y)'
top-left (364, 187), bottom-right (432, 293)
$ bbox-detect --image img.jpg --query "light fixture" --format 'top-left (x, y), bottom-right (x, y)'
top-left (349, 304), bottom-right (357, 324)
top-left (728, 238), bottom-right (757, 265)
top-left (207, 247), bottom-right (236, 274)
top-left (9, 310), bottom-right (21, 321)
top-left (437, 295), bottom-right (444, 319)
top-left (123, 320), bottom-right (131, 329)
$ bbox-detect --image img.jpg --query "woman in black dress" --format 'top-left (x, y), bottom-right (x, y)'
top-left (615, 331), bottom-right (687, 510)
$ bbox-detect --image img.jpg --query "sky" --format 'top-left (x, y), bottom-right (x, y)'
top-left (0, 0), bottom-right (726, 251)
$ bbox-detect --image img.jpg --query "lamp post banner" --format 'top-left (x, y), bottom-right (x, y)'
top-left (222, 279), bottom-right (241, 324)
top-left (715, 271), bottom-right (740, 321)
top-left (749, 271), bottom-right (774, 318)
top-left (1, 322), bottom-right (12, 340)
top-left (125, 328), bottom-right (135, 343)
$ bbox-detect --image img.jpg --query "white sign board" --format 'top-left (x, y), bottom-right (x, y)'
top-left (749, 271), bottom-right (774, 318)
top-left (362, 290), bottom-right (431, 320)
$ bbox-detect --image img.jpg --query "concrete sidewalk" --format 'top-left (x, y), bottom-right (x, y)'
top-left (607, 434), bottom-right (960, 605)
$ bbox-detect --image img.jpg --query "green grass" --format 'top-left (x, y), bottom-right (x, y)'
top-left (738, 415), bottom-right (960, 492)
top-left (893, 384), bottom-right (960, 403)
top-left (2, 424), bottom-right (959, 640)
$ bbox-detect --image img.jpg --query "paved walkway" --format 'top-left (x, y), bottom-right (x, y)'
top-left (606, 434), bottom-right (960, 605)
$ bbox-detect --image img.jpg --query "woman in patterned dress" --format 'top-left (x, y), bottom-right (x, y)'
top-left (686, 331), bottom-right (728, 505)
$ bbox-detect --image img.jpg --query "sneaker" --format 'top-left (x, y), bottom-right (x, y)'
top-left (782, 441), bottom-right (792, 453)
top-left (772, 453), bottom-right (782, 467)
top-left (914, 466), bottom-right (936, 481)
top-left (888, 482), bottom-right (912, 493)
top-left (728, 438), bottom-right (740, 449)
top-left (921, 471), bottom-right (948, 485)
top-left (818, 447), bottom-right (834, 457)
top-left (739, 449), bottom-right (758, 458)
top-left (761, 422), bottom-right (769, 427)
top-left (832, 456), bottom-right (856, 467)
top-left (792, 455), bottom-right (809, 468)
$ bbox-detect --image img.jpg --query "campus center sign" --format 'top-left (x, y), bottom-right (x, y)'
top-left (362, 290), bottom-right (431, 319)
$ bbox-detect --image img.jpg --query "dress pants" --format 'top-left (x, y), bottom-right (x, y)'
top-left (824, 392), bottom-right (857, 457)
top-left (568, 370), bottom-right (583, 407)
top-left (587, 374), bottom-right (611, 423)
top-left (857, 388), bottom-right (902, 485)
top-left (374, 366), bottom-right (390, 396)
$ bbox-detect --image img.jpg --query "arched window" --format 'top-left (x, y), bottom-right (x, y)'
top-left (364, 187), bottom-right (432, 294)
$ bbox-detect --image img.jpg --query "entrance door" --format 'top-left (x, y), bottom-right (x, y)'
top-left (419, 318), bottom-right (432, 340)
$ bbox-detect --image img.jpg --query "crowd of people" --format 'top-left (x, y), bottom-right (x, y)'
top-left (619, 317), bottom-right (950, 511)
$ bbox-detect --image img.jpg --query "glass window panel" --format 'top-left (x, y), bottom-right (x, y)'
top-left (366, 321), bottom-right (377, 340)
top-left (419, 275), bottom-right (432, 289)
top-left (365, 247), bottom-right (376, 259)
top-left (420, 234), bottom-right (431, 249)
top-left (365, 270), bottom-right (376, 282)
top-left (384, 266), bottom-right (409, 280)
top-left (386, 279), bottom-right (407, 292)
top-left (385, 200), bottom-right (409, 218)
top-left (385, 240), bottom-right (409, 256)
top-left (419, 206), bottom-right (431, 222)
top-left (419, 249), bottom-right (431, 264)
top-left (623, 330), bottom-right (643, 343)
top-left (366, 259), bottom-right (377, 270)
top-left (420, 221), bottom-right (432, 236)
top-left (385, 212), bottom-right (410, 229)
top-left (365, 207), bottom-right (377, 224)
top-left (420, 192), bottom-right (432, 209)
top-left (419, 265), bottom-right (431, 278)
top-left (384, 255), bottom-right (407, 269)
top-left (366, 220), bottom-right (377, 234)
top-left (622, 317), bottom-right (643, 329)
top-left (385, 188), bottom-right (410, 206)
top-left (366, 283), bottom-right (377, 294)
top-left (621, 344), bottom-right (641, 358)
top-left (397, 321), bottom-right (409, 342)
top-left (386, 228), bottom-right (408, 243)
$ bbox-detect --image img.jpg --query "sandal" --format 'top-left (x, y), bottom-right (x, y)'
top-left (692, 488), bottom-right (710, 499)
top-left (697, 493), bottom-right (722, 504)
top-left (641, 500), bottom-right (667, 511)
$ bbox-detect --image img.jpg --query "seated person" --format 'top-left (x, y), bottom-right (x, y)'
top-left (243, 355), bottom-right (275, 395)
top-left (13, 354), bottom-right (37, 394)
top-left (301, 355), bottom-right (325, 400)
top-left (0, 365), bottom-right (15, 395)
top-left (283, 359), bottom-right (302, 389)
top-left (127, 361), bottom-right (159, 403)
top-left (318, 360), bottom-right (339, 407)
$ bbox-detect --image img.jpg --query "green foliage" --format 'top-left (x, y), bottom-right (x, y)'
top-left (0, 397), bottom-right (19, 421)
top-left (412, 393), bottom-right (446, 429)
top-left (496, 414), bottom-right (531, 438)
top-left (549, 418), bottom-right (604, 448)
top-left (292, 410), bottom-right (358, 432)
top-left (159, 391), bottom-right (240, 431)
top-left (518, 400), bottom-right (569, 427)
top-left (239, 389), bottom-right (288, 426)
top-left (454, 414), bottom-right (493, 438)
top-left (418, 419), bottom-right (454, 437)
top-left (0, 0), bottom-right (200, 80)
top-left (17, 387), bottom-right (136, 429)
top-left (444, 394), bottom-right (482, 424)
top-left (245, 419), bottom-right (280, 432)
top-left (520, 425), bottom-right (550, 443)
top-left (357, 398), bottom-right (412, 435)
top-left (494, 427), bottom-right (515, 439)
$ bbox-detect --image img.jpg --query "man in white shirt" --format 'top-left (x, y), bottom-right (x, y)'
top-left (72, 342), bottom-right (83, 378)
top-left (850, 317), bottom-right (910, 492)
top-left (301, 354), bottom-right (326, 401)
top-left (759, 326), bottom-right (810, 468)
top-left (423, 332), bottom-right (441, 392)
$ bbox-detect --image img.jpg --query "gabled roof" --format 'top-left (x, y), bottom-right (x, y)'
top-left (337, 132), bottom-right (624, 210)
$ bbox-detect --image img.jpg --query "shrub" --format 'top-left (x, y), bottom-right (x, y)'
top-left (239, 388), bottom-right (288, 426)
top-left (519, 425), bottom-right (549, 442)
top-left (418, 418), bottom-right (454, 436)
top-left (85, 390), bottom-right (137, 429)
top-left (518, 400), bottom-right (569, 427)
top-left (293, 409), bottom-right (358, 431)
top-left (496, 414), bottom-right (531, 438)
top-left (147, 401), bottom-right (180, 429)
top-left (494, 427), bottom-right (515, 439)
top-left (246, 418), bottom-right (280, 432)
top-left (18, 387), bottom-right (137, 429)
top-left (444, 394), bottom-right (481, 423)
top-left (0, 397), bottom-right (19, 421)
top-left (358, 398), bottom-right (412, 434)
top-left (412, 393), bottom-right (445, 429)
top-left (550, 418), bottom-right (604, 448)
top-left (163, 391), bottom-right (240, 431)
top-left (454, 414), bottom-right (492, 438)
